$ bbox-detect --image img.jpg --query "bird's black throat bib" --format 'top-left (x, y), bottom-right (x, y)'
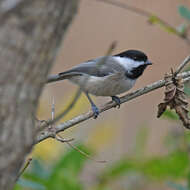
top-left (125, 64), bottom-right (147, 79)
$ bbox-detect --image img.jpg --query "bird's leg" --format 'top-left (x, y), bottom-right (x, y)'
top-left (111, 96), bottom-right (121, 108)
top-left (85, 92), bottom-right (99, 119)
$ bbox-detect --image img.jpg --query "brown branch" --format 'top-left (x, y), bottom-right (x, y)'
top-left (36, 56), bottom-right (190, 144)
top-left (96, 0), bottom-right (151, 18)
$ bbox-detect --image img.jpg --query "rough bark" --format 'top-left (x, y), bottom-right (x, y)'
top-left (0, 0), bottom-right (79, 189)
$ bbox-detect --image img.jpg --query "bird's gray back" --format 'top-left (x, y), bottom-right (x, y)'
top-left (59, 56), bottom-right (126, 77)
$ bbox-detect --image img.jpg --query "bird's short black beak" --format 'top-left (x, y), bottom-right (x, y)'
top-left (146, 60), bottom-right (152, 65)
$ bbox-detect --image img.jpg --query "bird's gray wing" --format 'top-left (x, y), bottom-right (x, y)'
top-left (59, 56), bottom-right (125, 77)
top-left (47, 56), bottom-right (126, 83)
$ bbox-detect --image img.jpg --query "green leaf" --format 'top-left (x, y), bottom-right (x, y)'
top-left (178, 6), bottom-right (190, 21)
top-left (149, 15), bottom-right (178, 34)
top-left (161, 109), bottom-right (179, 121)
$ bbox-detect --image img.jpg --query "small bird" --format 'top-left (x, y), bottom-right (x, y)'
top-left (47, 50), bottom-right (152, 118)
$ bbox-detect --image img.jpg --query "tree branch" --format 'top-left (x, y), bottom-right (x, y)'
top-left (36, 57), bottom-right (190, 144)
top-left (175, 56), bottom-right (190, 76)
top-left (95, 0), bottom-right (190, 45)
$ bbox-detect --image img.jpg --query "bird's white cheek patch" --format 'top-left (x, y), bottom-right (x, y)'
top-left (113, 56), bottom-right (145, 71)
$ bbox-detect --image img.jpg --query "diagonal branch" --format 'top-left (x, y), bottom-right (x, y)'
top-left (95, 0), bottom-right (190, 45)
top-left (175, 56), bottom-right (190, 76)
top-left (36, 60), bottom-right (190, 144)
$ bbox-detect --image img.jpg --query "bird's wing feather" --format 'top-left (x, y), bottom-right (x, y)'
top-left (59, 56), bottom-right (125, 77)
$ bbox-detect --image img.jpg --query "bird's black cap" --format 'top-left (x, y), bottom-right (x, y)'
top-left (115, 50), bottom-right (148, 62)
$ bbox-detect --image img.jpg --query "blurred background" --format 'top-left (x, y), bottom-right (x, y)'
top-left (15, 0), bottom-right (190, 190)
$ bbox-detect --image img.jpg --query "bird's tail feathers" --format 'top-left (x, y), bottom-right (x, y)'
top-left (46, 71), bottom-right (82, 83)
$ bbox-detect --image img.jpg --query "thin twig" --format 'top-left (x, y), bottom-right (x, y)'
top-left (96, 0), bottom-right (151, 18)
top-left (15, 158), bottom-right (32, 181)
top-left (38, 89), bottom-right (82, 131)
top-left (55, 135), bottom-right (74, 143)
top-left (65, 140), bottom-right (106, 163)
top-left (95, 0), bottom-right (190, 45)
top-left (51, 96), bottom-right (55, 120)
top-left (36, 69), bottom-right (190, 144)
top-left (55, 134), bottom-right (106, 163)
top-left (175, 55), bottom-right (190, 76)
top-left (98, 41), bottom-right (117, 66)
top-left (184, 76), bottom-right (190, 83)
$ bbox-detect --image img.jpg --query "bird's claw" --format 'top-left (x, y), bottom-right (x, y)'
top-left (112, 96), bottom-right (121, 108)
top-left (91, 105), bottom-right (100, 119)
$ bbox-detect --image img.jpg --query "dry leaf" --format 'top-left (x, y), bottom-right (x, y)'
top-left (157, 72), bottom-right (190, 129)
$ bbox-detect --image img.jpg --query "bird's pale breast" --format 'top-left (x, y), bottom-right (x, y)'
top-left (69, 73), bottom-right (136, 96)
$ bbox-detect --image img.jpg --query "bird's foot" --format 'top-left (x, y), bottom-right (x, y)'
top-left (91, 104), bottom-right (100, 119)
top-left (111, 96), bottom-right (121, 108)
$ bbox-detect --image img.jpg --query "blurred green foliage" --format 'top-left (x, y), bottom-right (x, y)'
top-left (14, 145), bottom-right (89, 190)
top-left (99, 150), bottom-right (189, 184)
top-left (14, 130), bottom-right (190, 190)
top-left (148, 15), bottom-right (179, 35)
top-left (178, 6), bottom-right (190, 22)
top-left (148, 4), bottom-right (190, 38)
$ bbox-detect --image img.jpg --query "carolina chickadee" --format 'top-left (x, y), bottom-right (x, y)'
top-left (47, 50), bottom-right (152, 118)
